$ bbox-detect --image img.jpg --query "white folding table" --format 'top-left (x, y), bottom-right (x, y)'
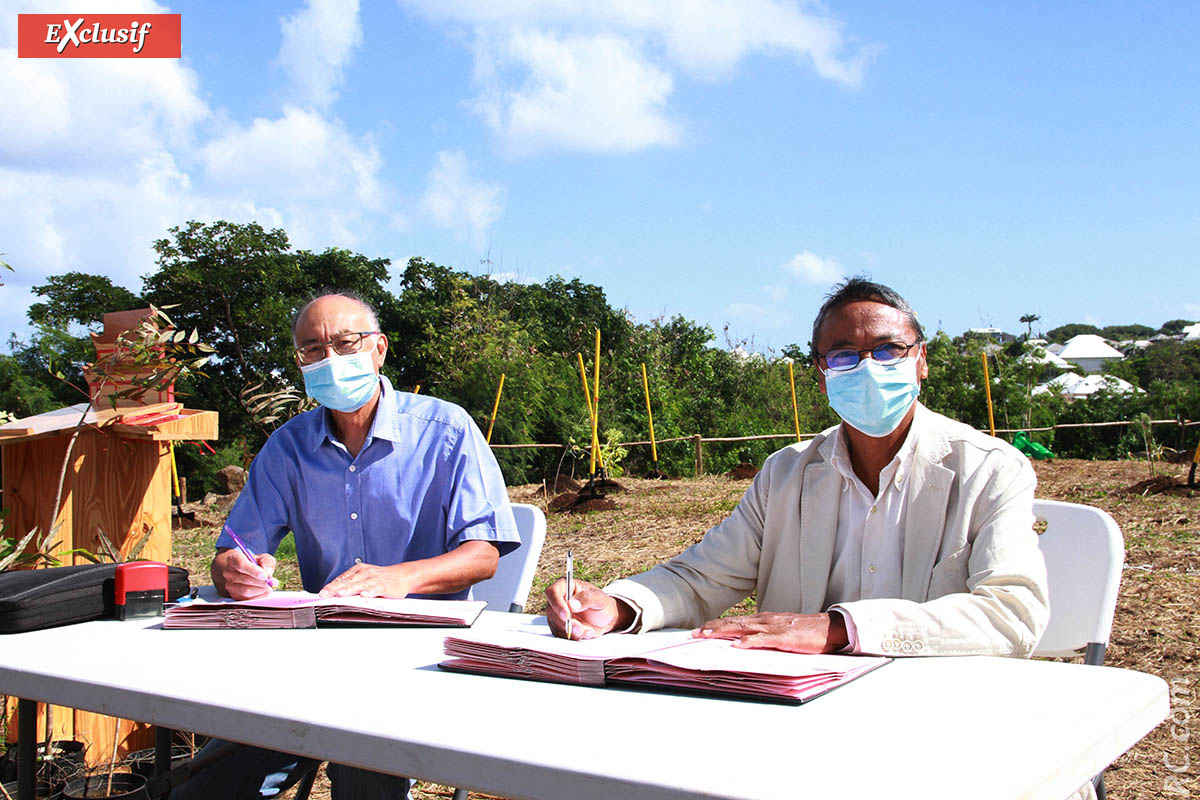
top-left (0, 611), bottom-right (1169, 799)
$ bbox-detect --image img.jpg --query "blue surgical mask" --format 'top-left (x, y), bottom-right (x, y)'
top-left (823, 356), bottom-right (920, 438)
top-left (300, 351), bottom-right (380, 412)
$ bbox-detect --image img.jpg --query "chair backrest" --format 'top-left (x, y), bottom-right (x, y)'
top-left (1031, 498), bottom-right (1124, 663)
top-left (468, 503), bottom-right (547, 613)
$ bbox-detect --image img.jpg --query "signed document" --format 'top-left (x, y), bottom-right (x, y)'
top-left (441, 622), bottom-right (890, 704)
top-left (164, 591), bottom-right (486, 630)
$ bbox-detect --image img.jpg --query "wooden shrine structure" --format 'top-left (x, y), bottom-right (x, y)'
top-left (1, 309), bottom-right (218, 766)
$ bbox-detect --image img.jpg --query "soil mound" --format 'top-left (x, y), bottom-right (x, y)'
top-left (547, 492), bottom-right (617, 514)
top-left (1123, 475), bottom-right (1196, 497)
top-left (549, 474), bottom-right (582, 493)
top-left (725, 462), bottom-right (760, 480)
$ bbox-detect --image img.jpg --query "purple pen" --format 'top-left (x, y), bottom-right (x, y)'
top-left (224, 525), bottom-right (279, 588)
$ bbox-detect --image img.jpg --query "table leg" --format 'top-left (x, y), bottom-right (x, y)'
top-left (16, 698), bottom-right (35, 800)
top-left (155, 726), bottom-right (173, 777)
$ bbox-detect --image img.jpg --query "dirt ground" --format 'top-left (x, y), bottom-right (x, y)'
top-left (170, 458), bottom-right (1197, 800)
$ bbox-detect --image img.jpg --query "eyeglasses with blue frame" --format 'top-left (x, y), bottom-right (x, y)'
top-left (817, 341), bottom-right (919, 372)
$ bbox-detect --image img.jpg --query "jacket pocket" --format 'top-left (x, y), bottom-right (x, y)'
top-left (927, 545), bottom-right (970, 598)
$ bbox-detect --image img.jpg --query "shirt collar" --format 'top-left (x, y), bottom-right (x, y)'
top-left (309, 375), bottom-right (400, 452)
top-left (828, 415), bottom-right (920, 493)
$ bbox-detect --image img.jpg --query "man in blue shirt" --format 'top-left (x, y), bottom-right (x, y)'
top-left (174, 292), bottom-right (520, 800)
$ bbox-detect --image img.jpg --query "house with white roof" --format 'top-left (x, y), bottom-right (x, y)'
top-left (1056, 334), bottom-right (1125, 374)
top-left (1033, 372), bottom-right (1139, 401)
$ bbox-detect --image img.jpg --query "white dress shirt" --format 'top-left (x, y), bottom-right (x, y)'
top-left (825, 422), bottom-right (919, 650)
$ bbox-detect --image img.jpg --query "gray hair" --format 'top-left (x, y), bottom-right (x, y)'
top-left (810, 277), bottom-right (924, 358)
top-left (291, 292), bottom-right (380, 343)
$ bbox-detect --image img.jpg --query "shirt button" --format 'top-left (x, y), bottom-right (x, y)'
top-left (870, 506), bottom-right (877, 513)
top-left (349, 465), bottom-right (356, 473)
top-left (867, 564), bottom-right (877, 574)
top-left (350, 512), bottom-right (358, 520)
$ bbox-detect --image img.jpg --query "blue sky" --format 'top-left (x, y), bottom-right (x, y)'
top-left (2, 1), bottom-right (1197, 352)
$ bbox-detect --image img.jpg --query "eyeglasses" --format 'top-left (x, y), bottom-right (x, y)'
top-left (294, 331), bottom-right (380, 365)
top-left (817, 341), bottom-right (919, 372)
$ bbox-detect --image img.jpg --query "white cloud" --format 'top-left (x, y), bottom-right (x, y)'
top-left (784, 251), bottom-right (843, 284)
top-left (399, 0), bottom-right (873, 154)
top-left (0, 2), bottom-right (391, 340)
top-left (278, 0), bottom-right (363, 109)
top-left (202, 106), bottom-right (383, 209)
top-left (421, 150), bottom-right (504, 245)
top-left (470, 29), bottom-right (680, 154)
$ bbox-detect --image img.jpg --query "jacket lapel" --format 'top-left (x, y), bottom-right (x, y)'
top-left (901, 406), bottom-right (953, 601)
top-left (800, 440), bottom-right (841, 613)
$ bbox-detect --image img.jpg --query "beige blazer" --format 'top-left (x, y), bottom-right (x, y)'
top-left (606, 404), bottom-right (1049, 657)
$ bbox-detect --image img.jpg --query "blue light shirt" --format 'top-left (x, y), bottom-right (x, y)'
top-left (219, 377), bottom-right (520, 598)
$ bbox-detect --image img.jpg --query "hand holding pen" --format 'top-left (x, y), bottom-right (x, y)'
top-left (218, 525), bottom-right (278, 598)
top-left (544, 554), bottom-right (635, 640)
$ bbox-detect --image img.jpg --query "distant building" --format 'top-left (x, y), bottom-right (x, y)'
top-left (1033, 372), bottom-right (1139, 401)
top-left (1056, 334), bottom-right (1125, 374)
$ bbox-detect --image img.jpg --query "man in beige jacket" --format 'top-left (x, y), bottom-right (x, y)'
top-left (545, 277), bottom-right (1049, 659)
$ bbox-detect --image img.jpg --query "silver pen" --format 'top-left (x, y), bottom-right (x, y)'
top-left (565, 550), bottom-right (574, 639)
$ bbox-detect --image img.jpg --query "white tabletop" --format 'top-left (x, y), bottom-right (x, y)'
top-left (0, 612), bottom-right (1169, 800)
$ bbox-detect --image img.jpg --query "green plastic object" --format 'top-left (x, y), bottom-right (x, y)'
top-left (1013, 431), bottom-right (1055, 460)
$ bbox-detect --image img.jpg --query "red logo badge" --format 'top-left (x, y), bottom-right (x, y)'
top-left (18, 14), bottom-right (181, 58)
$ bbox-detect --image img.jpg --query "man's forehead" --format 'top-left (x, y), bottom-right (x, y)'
top-left (820, 301), bottom-right (916, 341)
top-left (295, 298), bottom-right (371, 340)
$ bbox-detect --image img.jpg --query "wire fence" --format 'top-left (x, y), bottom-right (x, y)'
top-left (488, 417), bottom-right (1198, 477)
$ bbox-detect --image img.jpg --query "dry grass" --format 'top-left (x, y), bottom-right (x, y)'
top-left (172, 458), bottom-right (1198, 800)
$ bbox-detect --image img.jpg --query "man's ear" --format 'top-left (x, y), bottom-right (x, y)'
top-left (374, 333), bottom-right (389, 368)
top-left (916, 342), bottom-right (929, 382)
top-left (814, 358), bottom-right (828, 395)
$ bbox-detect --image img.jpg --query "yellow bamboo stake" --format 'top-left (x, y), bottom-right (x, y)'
top-left (169, 442), bottom-right (181, 498)
top-left (591, 329), bottom-right (602, 475)
top-left (576, 353), bottom-right (605, 470)
top-left (787, 360), bottom-right (801, 443)
top-left (486, 373), bottom-right (505, 444)
top-left (982, 353), bottom-right (996, 437)
top-left (413, 384), bottom-right (421, 394)
top-left (641, 362), bottom-right (659, 463)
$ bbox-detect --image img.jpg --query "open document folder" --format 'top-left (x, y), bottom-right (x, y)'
top-left (441, 621), bottom-right (890, 704)
top-left (164, 591), bottom-right (486, 630)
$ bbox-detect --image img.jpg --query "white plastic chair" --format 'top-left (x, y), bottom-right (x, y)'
top-left (1031, 498), bottom-right (1125, 800)
top-left (469, 503), bottom-right (547, 613)
top-left (1031, 498), bottom-right (1124, 666)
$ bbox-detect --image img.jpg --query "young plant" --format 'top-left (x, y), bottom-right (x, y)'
top-left (1135, 413), bottom-right (1161, 478)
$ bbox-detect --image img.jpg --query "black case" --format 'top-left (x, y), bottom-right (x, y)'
top-left (0, 563), bottom-right (191, 634)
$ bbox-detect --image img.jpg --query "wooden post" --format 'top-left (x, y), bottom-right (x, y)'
top-left (693, 434), bottom-right (703, 477)
top-left (981, 353), bottom-right (996, 437)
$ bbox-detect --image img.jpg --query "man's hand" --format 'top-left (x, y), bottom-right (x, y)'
top-left (212, 548), bottom-right (277, 600)
top-left (320, 563), bottom-right (413, 598)
top-left (544, 578), bottom-right (633, 639)
top-left (693, 612), bottom-right (848, 654)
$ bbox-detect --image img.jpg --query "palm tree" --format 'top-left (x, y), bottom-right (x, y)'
top-left (1019, 313), bottom-right (1041, 339)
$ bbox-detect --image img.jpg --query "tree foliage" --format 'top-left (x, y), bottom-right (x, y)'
top-left (1045, 323), bottom-right (1102, 343)
top-left (10, 219), bottom-right (1200, 490)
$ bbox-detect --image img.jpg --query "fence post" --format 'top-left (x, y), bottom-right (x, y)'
top-left (693, 434), bottom-right (703, 477)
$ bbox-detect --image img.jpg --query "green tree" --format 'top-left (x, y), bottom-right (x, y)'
top-left (1099, 324), bottom-right (1155, 341)
top-left (1158, 319), bottom-right (1195, 336)
top-left (1019, 313), bottom-right (1041, 339)
top-left (27, 273), bottom-right (143, 329)
top-left (1044, 323), bottom-right (1101, 343)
